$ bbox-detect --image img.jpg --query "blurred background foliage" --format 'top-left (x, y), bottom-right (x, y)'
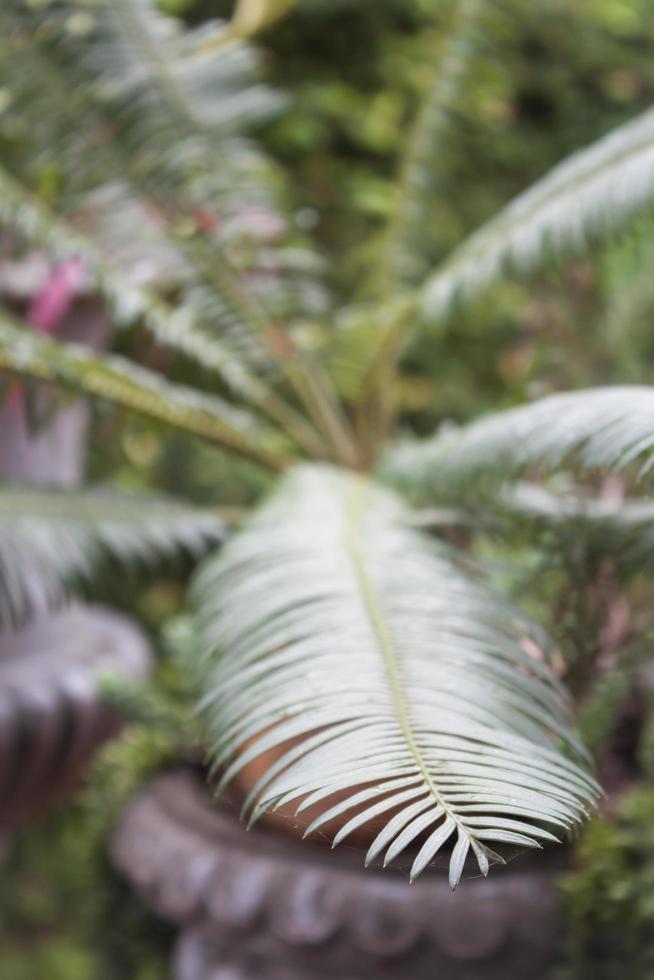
top-left (4, 0), bottom-right (654, 976)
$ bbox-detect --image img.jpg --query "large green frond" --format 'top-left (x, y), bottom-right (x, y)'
top-left (0, 166), bottom-right (254, 393)
top-left (1, 1), bottom-right (324, 353)
top-left (0, 167), bottom-right (325, 456)
top-left (191, 464), bottom-right (597, 886)
top-left (382, 386), bottom-right (654, 501)
top-left (421, 106), bottom-right (654, 322)
top-left (0, 311), bottom-right (289, 470)
top-left (0, 485), bottom-right (225, 625)
top-left (385, 0), bottom-right (483, 289)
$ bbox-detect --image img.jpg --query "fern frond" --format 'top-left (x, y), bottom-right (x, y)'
top-left (381, 387), bottom-right (654, 501)
top-left (0, 2), bottom-right (348, 459)
top-left (421, 106), bottom-right (654, 322)
top-left (493, 484), bottom-right (654, 575)
top-left (0, 166), bottom-right (326, 457)
top-left (11, 0), bottom-right (284, 210)
top-left (191, 464), bottom-right (597, 886)
top-left (0, 1), bottom-right (316, 351)
top-left (385, 0), bottom-right (483, 289)
top-left (0, 310), bottom-right (289, 470)
top-left (0, 484), bottom-right (225, 625)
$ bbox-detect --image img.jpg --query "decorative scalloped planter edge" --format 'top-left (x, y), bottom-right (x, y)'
top-left (112, 769), bottom-right (564, 980)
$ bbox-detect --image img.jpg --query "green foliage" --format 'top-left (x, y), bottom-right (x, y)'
top-left (192, 463), bottom-right (597, 886)
top-left (0, 645), bottom-right (198, 980)
top-left (0, 310), bottom-right (290, 468)
top-left (560, 787), bottom-right (654, 979)
top-left (3, 0), bottom-right (654, 906)
top-left (382, 387), bottom-right (654, 502)
top-left (421, 105), bottom-right (654, 323)
top-left (0, 482), bottom-right (225, 625)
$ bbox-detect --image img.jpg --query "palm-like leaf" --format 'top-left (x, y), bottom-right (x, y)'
top-left (0, 485), bottom-right (225, 625)
top-left (483, 483), bottom-right (654, 579)
top-left (382, 386), bottom-right (654, 501)
top-left (0, 310), bottom-right (289, 470)
top-left (191, 465), bottom-right (597, 886)
top-left (1, 1), bottom-right (325, 359)
top-left (0, 166), bottom-right (325, 456)
top-left (421, 107), bottom-right (654, 321)
top-left (385, 0), bottom-right (483, 288)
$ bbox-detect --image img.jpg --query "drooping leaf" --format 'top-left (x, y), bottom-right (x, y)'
top-left (0, 309), bottom-right (289, 470)
top-left (191, 464), bottom-right (598, 885)
top-left (0, 484), bottom-right (225, 625)
top-left (0, 166), bottom-right (324, 456)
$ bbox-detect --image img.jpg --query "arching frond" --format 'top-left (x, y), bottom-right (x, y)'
top-left (0, 2), bottom-right (348, 461)
top-left (421, 107), bottom-right (654, 322)
top-left (0, 166), bottom-right (253, 390)
top-left (0, 166), bottom-right (325, 457)
top-left (191, 465), bottom-right (597, 886)
top-left (5, 0), bottom-right (284, 211)
top-left (1, 1), bottom-right (325, 355)
top-left (381, 387), bottom-right (654, 501)
top-left (0, 485), bottom-right (225, 626)
top-left (0, 310), bottom-right (289, 470)
top-left (385, 0), bottom-right (484, 289)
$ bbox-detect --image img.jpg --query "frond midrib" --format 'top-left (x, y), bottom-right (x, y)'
top-left (0, 488), bottom-right (218, 525)
top-left (344, 474), bottom-right (468, 840)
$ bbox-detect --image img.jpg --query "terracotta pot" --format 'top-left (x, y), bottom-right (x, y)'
top-left (112, 768), bottom-right (564, 980)
top-left (235, 737), bottom-right (399, 846)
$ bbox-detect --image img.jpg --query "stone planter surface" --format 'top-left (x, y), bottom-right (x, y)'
top-left (112, 769), bottom-right (563, 980)
top-left (0, 605), bottom-right (151, 835)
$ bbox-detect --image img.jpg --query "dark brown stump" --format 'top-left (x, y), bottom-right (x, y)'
top-left (112, 770), bottom-right (563, 980)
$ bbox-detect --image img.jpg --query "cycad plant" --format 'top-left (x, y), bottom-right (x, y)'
top-left (3, 0), bottom-right (654, 890)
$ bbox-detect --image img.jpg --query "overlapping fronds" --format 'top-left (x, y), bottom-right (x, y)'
top-left (0, 166), bottom-right (250, 389)
top-left (493, 484), bottom-right (654, 576)
top-left (0, 311), bottom-right (289, 470)
top-left (5, 0), bottom-right (283, 210)
top-left (191, 465), bottom-right (597, 886)
top-left (0, 1), bottom-right (325, 356)
top-left (0, 485), bottom-right (225, 625)
top-left (421, 106), bottom-right (654, 322)
top-left (0, 167), bottom-right (325, 456)
top-left (381, 387), bottom-right (654, 502)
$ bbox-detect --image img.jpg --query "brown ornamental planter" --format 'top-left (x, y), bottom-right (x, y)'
top-left (112, 769), bottom-right (564, 980)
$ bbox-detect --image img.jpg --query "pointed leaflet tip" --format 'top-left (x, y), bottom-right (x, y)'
top-left (448, 831), bottom-right (470, 891)
top-left (470, 838), bottom-right (489, 877)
